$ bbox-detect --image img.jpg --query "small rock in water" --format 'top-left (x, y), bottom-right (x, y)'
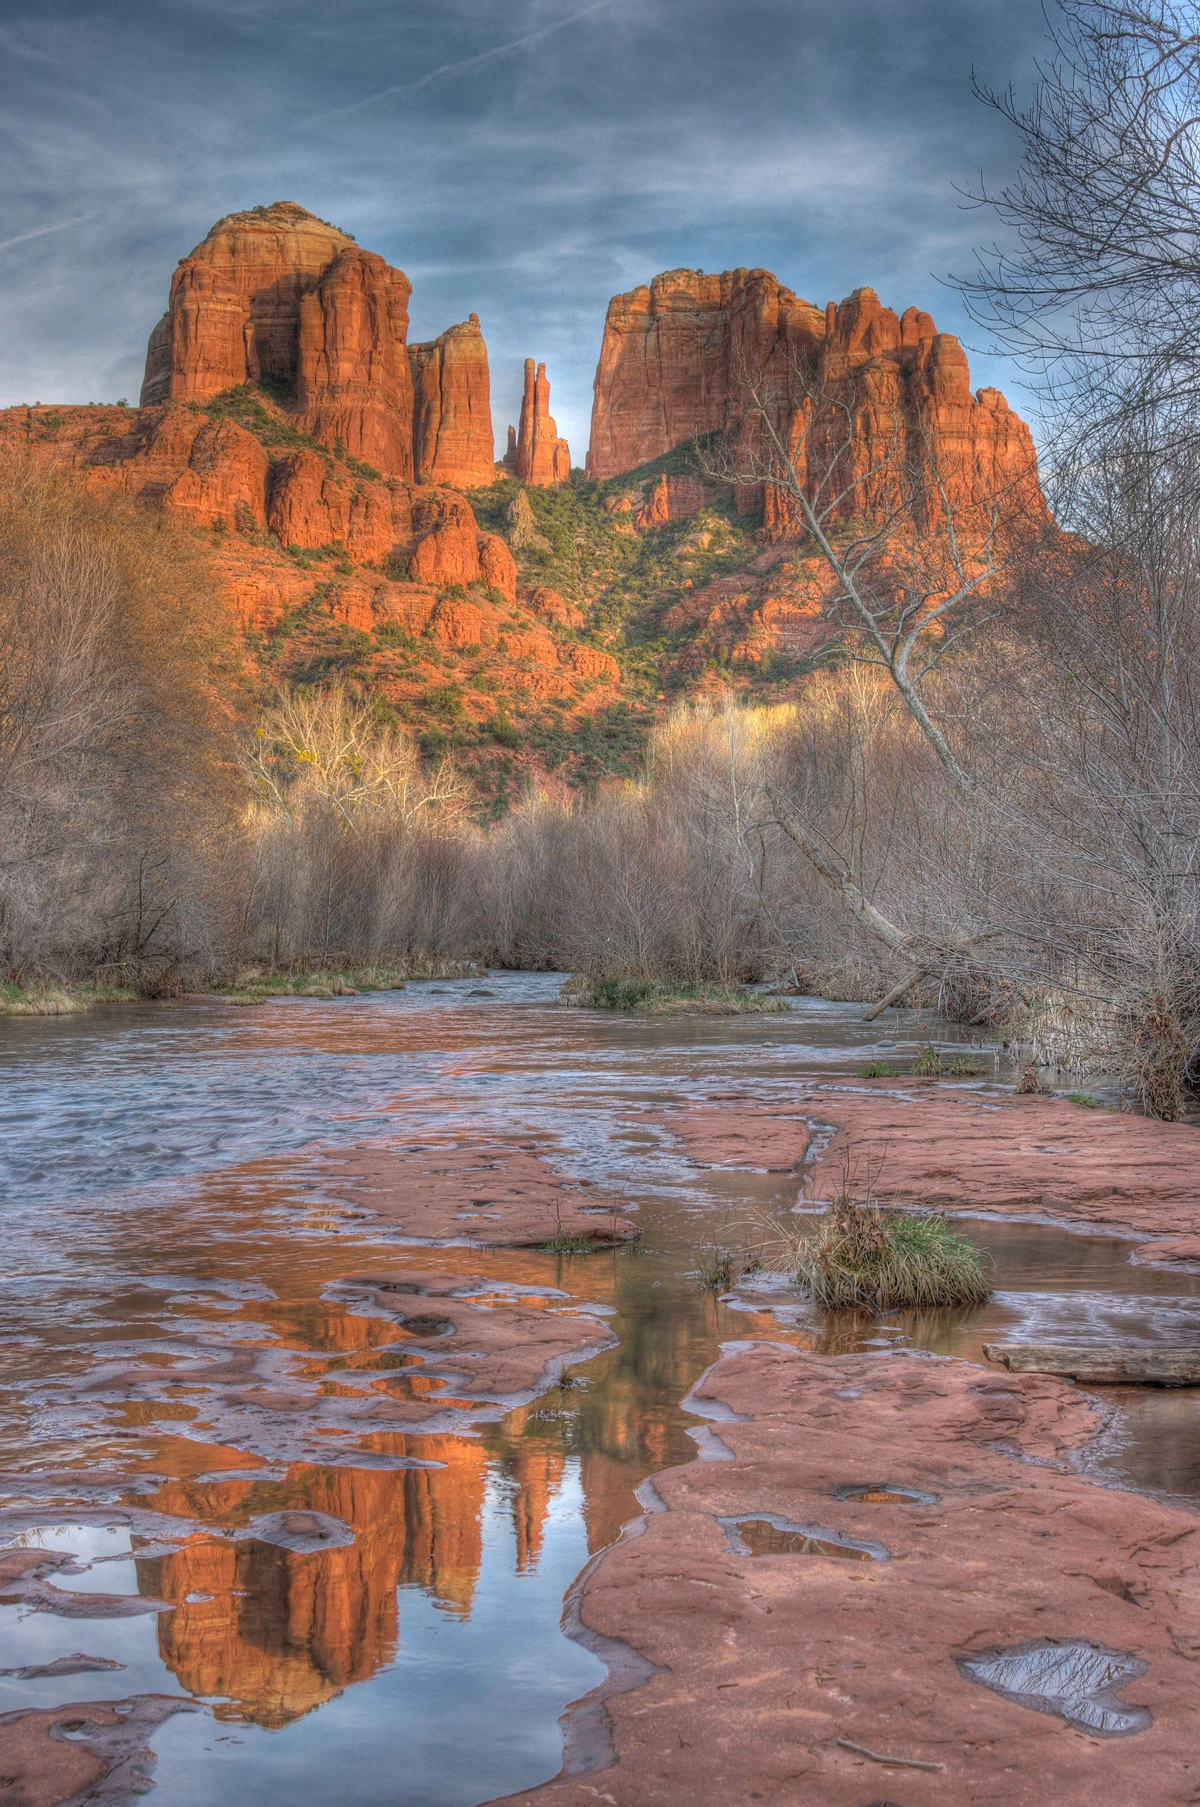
top-left (240, 1510), bottom-right (354, 1554)
top-left (0, 1652), bottom-right (127, 1679)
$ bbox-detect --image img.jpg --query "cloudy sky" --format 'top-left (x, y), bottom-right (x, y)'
top-left (0, 0), bottom-right (1050, 459)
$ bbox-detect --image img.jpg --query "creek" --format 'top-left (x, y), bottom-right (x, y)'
top-left (1, 975), bottom-right (1197, 1804)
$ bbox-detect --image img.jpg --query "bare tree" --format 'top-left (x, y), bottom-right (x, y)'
top-left (0, 455), bottom-right (242, 982)
top-left (961, 0), bottom-right (1200, 461)
top-left (703, 366), bottom-right (1044, 1014)
top-left (247, 685), bottom-right (468, 828)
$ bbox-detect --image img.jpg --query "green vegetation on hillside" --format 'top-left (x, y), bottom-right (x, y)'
top-left (468, 445), bottom-right (781, 696)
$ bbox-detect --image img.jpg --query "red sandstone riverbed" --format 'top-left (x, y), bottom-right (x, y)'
top-left (2, 1007), bottom-right (1198, 1807)
top-left (491, 1079), bottom-right (1200, 1807)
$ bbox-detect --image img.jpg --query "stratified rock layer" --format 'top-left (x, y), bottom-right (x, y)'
top-left (586, 267), bottom-right (1043, 531)
top-left (140, 202), bottom-right (494, 489)
top-left (409, 314), bottom-right (496, 489)
top-left (505, 359), bottom-right (570, 486)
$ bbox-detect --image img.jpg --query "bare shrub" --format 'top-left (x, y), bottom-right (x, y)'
top-left (0, 455), bottom-right (244, 983)
top-left (243, 684), bottom-right (483, 970)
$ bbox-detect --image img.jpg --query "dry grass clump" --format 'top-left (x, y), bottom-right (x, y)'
top-left (0, 985), bottom-right (85, 1017)
top-left (783, 1185), bottom-right (991, 1312)
top-left (563, 974), bottom-right (787, 1014)
top-left (694, 1246), bottom-right (738, 1291)
top-left (1123, 990), bottom-right (1191, 1123)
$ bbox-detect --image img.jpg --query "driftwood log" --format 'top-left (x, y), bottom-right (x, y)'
top-left (983, 1343), bottom-right (1200, 1386)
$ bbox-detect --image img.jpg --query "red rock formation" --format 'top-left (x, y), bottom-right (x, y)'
top-left (409, 315), bottom-right (495, 489)
top-left (568, 645), bottom-right (620, 684)
top-left (294, 246), bottom-right (415, 478)
top-left (586, 267), bottom-right (823, 480)
top-left (267, 448), bottom-right (401, 562)
top-left (405, 493), bottom-right (517, 600)
top-left (478, 532), bottom-right (518, 602)
top-left (161, 419), bottom-right (271, 532)
top-left (633, 472), bottom-right (707, 530)
top-left (586, 268), bottom-right (1043, 534)
top-left (525, 585), bottom-right (584, 629)
top-left (409, 494), bottom-right (483, 589)
top-left (505, 359), bottom-right (571, 487)
top-left (141, 203), bottom-right (360, 407)
top-left (138, 202), bottom-right (501, 491)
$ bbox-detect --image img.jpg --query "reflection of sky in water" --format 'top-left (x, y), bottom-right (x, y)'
top-left (0, 981), bottom-right (1190, 1801)
top-left (959, 1639), bottom-right (1151, 1736)
top-left (0, 1470), bottom-right (604, 1807)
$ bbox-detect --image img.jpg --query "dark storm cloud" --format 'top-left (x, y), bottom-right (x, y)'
top-left (0, 0), bottom-right (1049, 455)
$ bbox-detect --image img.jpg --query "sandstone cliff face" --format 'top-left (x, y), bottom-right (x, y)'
top-left (586, 267), bottom-right (824, 481)
top-left (409, 315), bottom-right (495, 489)
top-left (141, 203), bottom-right (360, 407)
top-left (505, 359), bottom-right (570, 486)
top-left (586, 268), bottom-right (1042, 532)
top-left (139, 202), bottom-right (496, 491)
top-left (295, 246), bottom-right (415, 479)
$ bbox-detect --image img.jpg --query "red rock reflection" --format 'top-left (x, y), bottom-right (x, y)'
top-left (136, 1438), bottom-right (494, 1726)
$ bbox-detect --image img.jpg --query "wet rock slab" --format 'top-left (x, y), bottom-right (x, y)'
top-left (0, 1549), bottom-right (168, 1619)
top-left (321, 1270), bottom-right (617, 1407)
top-left (54, 1272), bottom-right (616, 1463)
top-left (798, 1080), bottom-right (1200, 1242)
top-left (0, 1695), bottom-right (195, 1807)
top-left (311, 1131), bottom-right (640, 1247)
top-left (670, 1082), bottom-right (1200, 1246)
top-left (495, 1345), bottom-right (1200, 1805)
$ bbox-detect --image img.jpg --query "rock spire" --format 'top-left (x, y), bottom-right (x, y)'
top-left (505, 359), bottom-right (570, 487)
top-left (409, 314), bottom-right (496, 489)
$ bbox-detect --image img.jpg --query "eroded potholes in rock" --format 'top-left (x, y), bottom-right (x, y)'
top-left (833, 1482), bottom-right (941, 1505)
top-left (719, 1514), bottom-right (890, 1561)
top-left (956, 1638), bottom-right (1152, 1735)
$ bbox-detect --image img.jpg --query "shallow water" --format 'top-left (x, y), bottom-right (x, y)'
top-left (0, 976), bottom-right (1195, 1802)
top-left (957, 1638), bottom-right (1152, 1736)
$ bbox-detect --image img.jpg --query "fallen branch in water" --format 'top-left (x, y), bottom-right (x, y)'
top-left (836, 1737), bottom-right (945, 1772)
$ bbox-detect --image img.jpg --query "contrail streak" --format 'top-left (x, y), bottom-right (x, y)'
top-left (0, 214), bottom-right (97, 255)
top-left (311, 0), bottom-right (616, 122)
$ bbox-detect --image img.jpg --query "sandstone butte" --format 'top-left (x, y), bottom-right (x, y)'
top-left (586, 265), bottom-right (1044, 535)
top-left (0, 213), bottom-right (1050, 739)
top-left (503, 357), bottom-right (572, 486)
top-left (0, 203), bottom-right (625, 724)
top-left (139, 200), bottom-right (495, 489)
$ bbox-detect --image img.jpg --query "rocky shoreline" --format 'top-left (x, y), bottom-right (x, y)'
top-left (492, 1081), bottom-right (1200, 1806)
top-left (2, 1074), bottom-right (1197, 1805)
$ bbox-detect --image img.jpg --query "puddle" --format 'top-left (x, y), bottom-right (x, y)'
top-left (833, 1482), bottom-right (941, 1505)
top-left (720, 1514), bottom-right (889, 1561)
top-left (0, 977), bottom-right (1187, 1801)
top-left (957, 1638), bottom-right (1152, 1735)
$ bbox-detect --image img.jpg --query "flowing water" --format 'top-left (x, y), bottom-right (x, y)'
top-left (1, 975), bottom-right (1197, 1803)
